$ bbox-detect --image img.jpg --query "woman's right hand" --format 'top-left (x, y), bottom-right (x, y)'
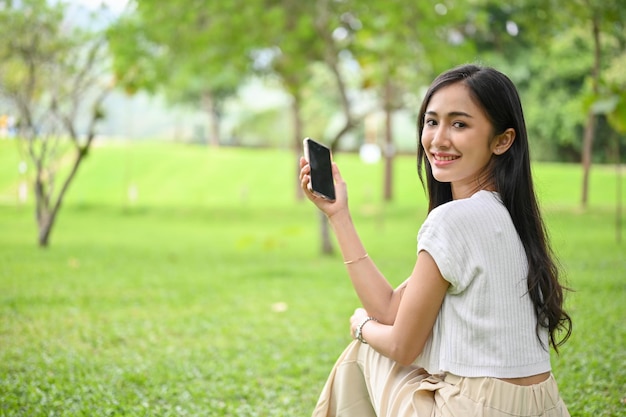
top-left (299, 156), bottom-right (349, 220)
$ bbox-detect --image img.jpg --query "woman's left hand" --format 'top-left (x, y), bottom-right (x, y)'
top-left (350, 307), bottom-right (369, 339)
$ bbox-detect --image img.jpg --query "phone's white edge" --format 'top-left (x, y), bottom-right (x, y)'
top-left (302, 138), bottom-right (312, 193)
top-left (303, 137), bottom-right (311, 162)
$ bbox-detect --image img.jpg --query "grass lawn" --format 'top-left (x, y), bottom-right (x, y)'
top-left (0, 140), bottom-right (624, 416)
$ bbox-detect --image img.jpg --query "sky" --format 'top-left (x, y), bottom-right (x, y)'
top-left (73, 0), bottom-right (129, 15)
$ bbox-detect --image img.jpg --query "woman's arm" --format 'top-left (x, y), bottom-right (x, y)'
top-left (299, 157), bottom-right (409, 323)
top-left (300, 156), bottom-right (447, 362)
top-left (328, 209), bottom-right (411, 324)
top-left (351, 250), bottom-right (449, 366)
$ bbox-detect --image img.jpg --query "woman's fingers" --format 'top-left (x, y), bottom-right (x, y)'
top-left (299, 158), bottom-right (311, 190)
top-left (299, 157), bottom-right (310, 178)
top-left (331, 162), bottom-right (342, 183)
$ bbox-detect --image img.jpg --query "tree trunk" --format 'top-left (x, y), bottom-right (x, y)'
top-left (615, 132), bottom-right (622, 244)
top-left (581, 112), bottom-right (596, 207)
top-left (327, 58), bottom-right (353, 153)
top-left (581, 14), bottom-right (601, 208)
top-left (202, 91), bottom-right (221, 147)
top-left (35, 147), bottom-right (87, 247)
top-left (319, 211), bottom-right (333, 255)
top-left (38, 214), bottom-right (53, 247)
top-left (288, 85), bottom-right (333, 254)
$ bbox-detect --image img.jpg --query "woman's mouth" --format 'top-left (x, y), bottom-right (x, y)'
top-left (432, 153), bottom-right (460, 165)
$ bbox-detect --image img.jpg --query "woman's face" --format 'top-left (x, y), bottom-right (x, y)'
top-left (421, 82), bottom-right (498, 199)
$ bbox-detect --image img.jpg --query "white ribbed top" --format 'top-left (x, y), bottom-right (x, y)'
top-left (416, 190), bottom-right (551, 378)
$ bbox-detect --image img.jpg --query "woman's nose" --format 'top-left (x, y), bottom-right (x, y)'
top-left (431, 126), bottom-right (450, 149)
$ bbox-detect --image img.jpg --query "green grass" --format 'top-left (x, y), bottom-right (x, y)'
top-left (0, 140), bottom-right (624, 416)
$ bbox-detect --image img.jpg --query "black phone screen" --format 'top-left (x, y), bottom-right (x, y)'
top-left (305, 138), bottom-right (336, 201)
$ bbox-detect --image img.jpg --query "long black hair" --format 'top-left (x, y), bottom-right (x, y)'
top-left (417, 64), bottom-right (572, 351)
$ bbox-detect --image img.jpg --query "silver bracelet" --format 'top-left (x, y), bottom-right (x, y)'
top-left (355, 316), bottom-right (378, 344)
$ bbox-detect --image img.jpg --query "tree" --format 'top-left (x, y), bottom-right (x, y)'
top-left (256, 0), bottom-right (361, 254)
top-left (260, 0), bottom-right (485, 252)
top-left (512, 0), bottom-right (626, 207)
top-left (256, 1), bottom-right (325, 200)
top-left (109, 0), bottom-right (266, 146)
top-left (0, 0), bottom-right (114, 247)
top-left (588, 85), bottom-right (626, 243)
top-left (348, 0), bottom-right (479, 200)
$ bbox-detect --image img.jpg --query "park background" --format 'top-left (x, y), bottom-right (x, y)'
top-left (0, 0), bottom-right (625, 416)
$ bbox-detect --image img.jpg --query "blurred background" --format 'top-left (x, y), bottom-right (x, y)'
top-left (1, 2), bottom-right (625, 415)
top-left (1, 0), bottom-right (624, 247)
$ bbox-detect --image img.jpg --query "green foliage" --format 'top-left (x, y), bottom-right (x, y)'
top-left (108, 0), bottom-right (264, 125)
top-left (0, 0), bottom-right (117, 246)
top-left (0, 141), bottom-right (624, 416)
top-left (103, 0), bottom-right (626, 159)
top-left (0, 0), bottom-right (67, 100)
top-left (521, 26), bottom-right (593, 159)
top-left (2, 0), bottom-right (623, 160)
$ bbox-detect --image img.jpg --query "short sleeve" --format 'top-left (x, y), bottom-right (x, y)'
top-left (417, 203), bottom-right (481, 294)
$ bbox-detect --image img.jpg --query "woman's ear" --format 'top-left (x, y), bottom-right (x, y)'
top-left (492, 128), bottom-right (516, 155)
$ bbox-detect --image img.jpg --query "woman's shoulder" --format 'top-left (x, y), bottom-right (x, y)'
top-left (419, 191), bottom-right (511, 241)
top-left (428, 190), bottom-right (503, 223)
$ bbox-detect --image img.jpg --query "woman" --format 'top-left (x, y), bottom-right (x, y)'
top-left (299, 64), bottom-right (572, 417)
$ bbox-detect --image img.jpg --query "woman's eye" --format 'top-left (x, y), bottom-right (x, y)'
top-left (452, 121), bottom-right (466, 128)
top-left (425, 119), bottom-right (437, 126)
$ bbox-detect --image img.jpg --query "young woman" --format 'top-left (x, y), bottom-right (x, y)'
top-left (299, 64), bottom-right (572, 417)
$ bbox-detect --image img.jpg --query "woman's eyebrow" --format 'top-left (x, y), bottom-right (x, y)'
top-left (425, 110), bottom-right (473, 118)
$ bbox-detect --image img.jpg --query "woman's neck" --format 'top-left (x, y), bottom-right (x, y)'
top-left (451, 182), bottom-right (496, 200)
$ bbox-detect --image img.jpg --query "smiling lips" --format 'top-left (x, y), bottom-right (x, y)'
top-left (432, 152), bottom-right (460, 165)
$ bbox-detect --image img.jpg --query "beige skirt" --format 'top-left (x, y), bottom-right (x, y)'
top-left (312, 341), bottom-right (570, 417)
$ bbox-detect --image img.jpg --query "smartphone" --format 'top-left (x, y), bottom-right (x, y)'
top-left (303, 137), bottom-right (336, 202)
